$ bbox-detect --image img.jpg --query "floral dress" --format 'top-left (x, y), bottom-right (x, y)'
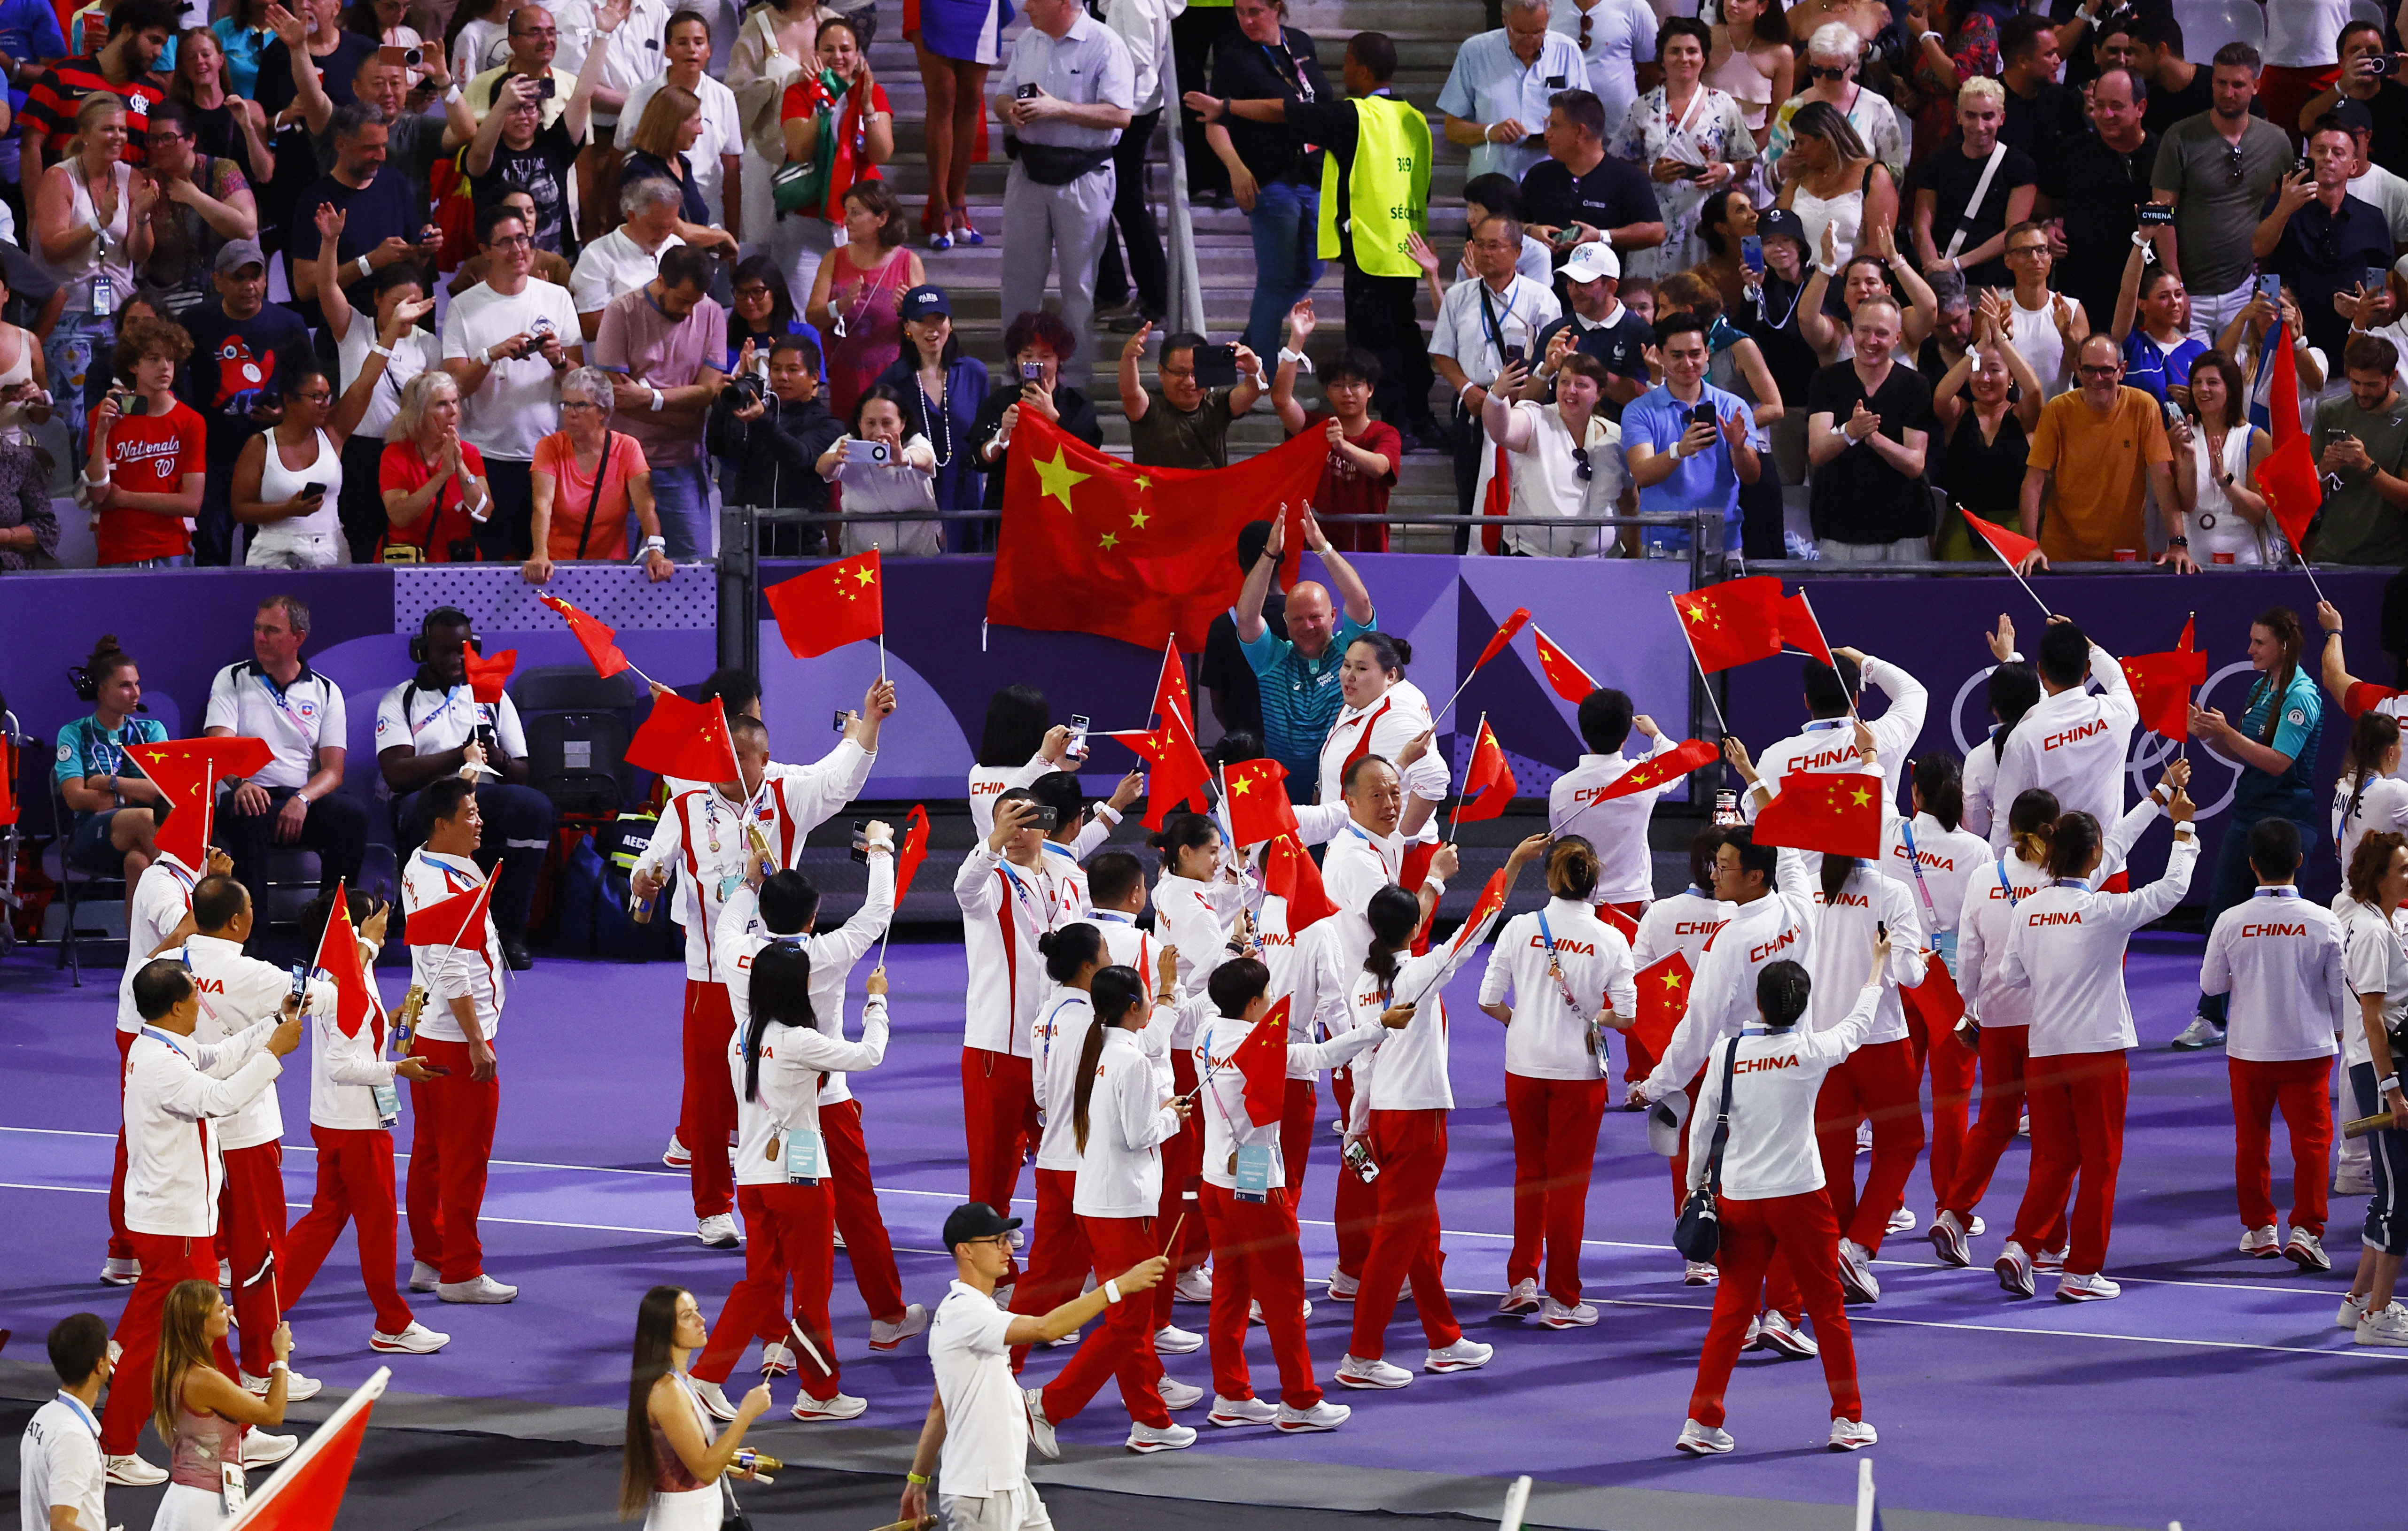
top-left (1611, 85), bottom-right (1759, 276)
top-left (1901, 11), bottom-right (2000, 170)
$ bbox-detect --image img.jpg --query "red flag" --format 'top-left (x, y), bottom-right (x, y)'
top-left (764, 550), bottom-right (885, 658)
top-left (1670, 578), bottom-right (1784, 673)
top-left (1233, 996), bottom-right (1292, 1127)
top-left (2120, 618), bottom-right (2209, 740)
top-left (405, 877), bottom-right (491, 950)
top-left (1472, 607), bottom-right (1531, 672)
top-left (1630, 951), bottom-right (1693, 1061)
top-left (129, 737), bottom-right (277, 868)
top-left (1260, 833), bottom-right (1336, 933)
top-left (2346, 681), bottom-right (2404, 718)
top-left (1753, 769), bottom-right (1884, 859)
top-left (1221, 758), bottom-right (1298, 847)
top-left (1779, 591), bottom-right (1834, 669)
top-left (311, 880), bottom-right (377, 1041)
top-left (1455, 719), bottom-right (1516, 821)
top-left (627, 693), bottom-right (741, 784)
top-left (1109, 725), bottom-right (1213, 831)
top-left (988, 412), bottom-right (1336, 651)
top-left (1442, 868), bottom-right (1512, 961)
top-left (1959, 507), bottom-right (2041, 573)
top-left (892, 804), bottom-right (932, 905)
top-left (1585, 739), bottom-right (1722, 804)
top-left (537, 593), bottom-right (630, 678)
top-left (218, 1372), bottom-right (381, 1531)
top-left (1529, 622), bottom-right (1598, 704)
top-left (2256, 318), bottom-right (2323, 557)
top-left (461, 646), bottom-right (517, 705)
top-left (1903, 948), bottom-right (1965, 1031)
top-left (1150, 636), bottom-right (1196, 737)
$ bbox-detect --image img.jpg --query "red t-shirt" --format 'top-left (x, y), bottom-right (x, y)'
top-left (781, 75), bottom-right (893, 221)
top-left (90, 400), bottom-right (202, 565)
top-left (378, 439), bottom-right (490, 561)
top-left (1302, 412), bottom-right (1400, 554)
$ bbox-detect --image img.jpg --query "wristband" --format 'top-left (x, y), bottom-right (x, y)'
top-left (1920, 31), bottom-right (1942, 43)
top-left (476, 344), bottom-right (494, 365)
top-left (649, 387), bottom-right (666, 412)
top-left (2166, 535), bottom-right (2189, 547)
top-left (906, 1473), bottom-right (930, 1486)
top-left (1422, 875), bottom-right (1447, 898)
top-left (355, 255), bottom-right (374, 281)
top-left (1103, 1278), bottom-right (1123, 1304)
top-left (269, 1361), bottom-right (287, 1374)
top-left (2329, 627), bottom-right (2346, 639)
top-left (1816, 260), bottom-right (1840, 277)
top-left (369, 343), bottom-right (394, 359)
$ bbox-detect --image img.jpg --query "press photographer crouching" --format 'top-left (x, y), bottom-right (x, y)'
top-left (707, 335), bottom-right (847, 557)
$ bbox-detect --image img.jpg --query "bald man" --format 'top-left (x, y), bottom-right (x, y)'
top-left (1234, 510), bottom-right (1378, 792)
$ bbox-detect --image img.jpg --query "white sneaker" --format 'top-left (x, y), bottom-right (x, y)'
top-left (1995, 1241), bottom-right (2035, 1298)
top-left (2171, 1016), bottom-right (2224, 1050)
top-left (1152, 1322), bottom-right (1202, 1355)
top-left (1423, 1338), bottom-right (1493, 1373)
top-left (1008, 1227), bottom-right (1025, 1251)
top-left (99, 1257), bottom-right (140, 1286)
top-left (242, 1368), bottom-right (322, 1402)
top-left (2033, 1245), bottom-right (2068, 1272)
top-left (1885, 1207), bottom-right (1918, 1235)
top-left (1756, 1310), bottom-right (1818, 1360)
top-left (1024, 1389), bottom-right (1060, 1459)
top-left (790, 1392), bottom-right (867, 1422)
top-left (833, 1228), bottom-right (847, 1250)
top-left (1275, 1399), bottom-right (1351, 1433)
top-left (1045, 1329), bottom-right (1080, 1348)
top-left (1325, 1268), bottom-right (1358, 1301)
top-left (1970, 1215), bottom-right (1988, 1236)
top-left (1837, 1240), bottom-right (1880, 1304)
top-left (662, 1132), bottom-right (691, 1168)
top-left (106, 1454), bottom-right (167, 1486)
top-left (371, 1321), bottom-right (451, 1354)
top-left (409, 1260), bottom-right (440, 1293)
top-left (1208, 1394), bottom-right (1277, 1428)
top-left (1683, 1260), bottom-right (1718, 1286)
top-left (696, 1214), bottom-right (740, 1249)
top-left (693, 1379), bottom-right (739, 1422)
top-left (1126, 1421), bottom-right (1197, 1453)
top-left (1854, 1120), bottom-right (1873, 1154)
top-left (1928, 1210), bottom-right (1970, 1268)
top-left (1174, 1268), bottom-right (1213, 1303)
top-left (437, 1274), bottom-right (519, 1304)
top-left (870, 1303), bottom-right (928, 1351)
top-left (2338, 1291), bottom-right (2373, 1329)
top-left (2017, 1110), bottom-right (2031, 1137)
top-left (1156, 1377), bottom-right (1204, 1411)
top-left (1497, 1277), bottom-right (1541, 1315)
top-left (2355, 1301), bottom-right (2408, 1346)
top-left (1742, 1315), bottom-right (1763, 1351)
top-left (2055, 1271), bottom-right (2121, 1303)
top-left (759, 1340), bottom-right (795, 1376)
top-left (218, 1259), bottom-right (232, 1288)
top-left (1675, 1419), bottom-right (1735, 1456)
top-left (2238, 1225), bottom-right (2281, 1258)
top-left (1335, 1353), bottom-right (1412, 1390)
top-left (1829, 1418), bottom-right (1879, 1452)
top-left (1537, 1297), bottom-right (1598, 1329)
top-left (240, 1432), bottom-right (296, 1468)
top-left (2335, 1162), bottom-right (2376, 1195)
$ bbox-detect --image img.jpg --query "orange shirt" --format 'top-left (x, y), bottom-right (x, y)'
top-left (2025, 386), bottom-right (2173, 563)
top-left (532, 429), bottom-right (651, 562)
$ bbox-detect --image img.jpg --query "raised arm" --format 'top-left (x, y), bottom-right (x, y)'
top-left (1300, 509), bottom-right (1373, 625)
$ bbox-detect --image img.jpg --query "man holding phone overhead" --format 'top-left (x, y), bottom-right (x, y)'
top-left (1119, 322), bottom-right (1264, 470)
top-left (1431, 211), bottom-right (1562, 550)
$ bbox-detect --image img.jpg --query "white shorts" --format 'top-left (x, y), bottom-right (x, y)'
top-left (941, 1482), bottom-right (1054, 1531)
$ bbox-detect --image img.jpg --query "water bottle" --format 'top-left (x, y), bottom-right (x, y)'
top-left (630, 886), bottom-right (655, 923)
top-left (392, 985), bottom-right (429, 1052)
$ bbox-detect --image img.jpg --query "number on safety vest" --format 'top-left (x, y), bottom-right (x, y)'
top-left (1395, 155), bottom-right (1414, 172)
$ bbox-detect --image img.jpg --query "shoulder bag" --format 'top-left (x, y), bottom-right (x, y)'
top-left (1672, 1035), bottom-right (1741, 1261)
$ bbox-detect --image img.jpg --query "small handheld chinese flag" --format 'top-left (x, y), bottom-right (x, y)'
top-left (892, 804), bottom-right (932, 905)
top-left (461, 647), bottom-right (517, 705)
top-left (764, 550), bottom-right (884, 659)
top-left (1902, 946), bottom-right (1965, 1032)
top-left (1109, 719), bottom-right (1213, 832)
top-left (1753, 769), bottom-right (1884, 859)
top-left (1441, 868), bottom-right (1513, 962)
top-left (311, 880), bottom-right (377, 1041)
top-left (627, 692), bottom-right (742, 784)
top-left (1471, 607), bottom-right (1531, 672)
top-left (1150, 636), bottom-right (1196, 738)
top-left (2121, 617), bottom-right (2209, 740)
top-left (2255, 319), bottom-right (2324, 557)
top-left (1529, 622), bottom-right (1598, 704)
top-left (1779, 591), bottom-right (1835, 669)
top-left (1585, 739), bottom-right (1721, 804)
top-left (1221, 758), bottom-right (1298, 846)
top-left (405, 877), bottom-right (492, 950)
top-left (1670, 579), bottom-right (1784, 673)
top-left (132, 737), bottom-right (276, 868)
top-left (1260, 833), bottom-right (1336, 933)
top-left (1958, 508), bottom-right (2041, 574)
top-left (1233, 996), bottom-right (1292, 1127)
top-left (1454, 719), bottom-right (1516, 822)
top-left (1629, 951), bottom-right (1693, 1068)
top-left (537, 593), bottom-right (630, 679)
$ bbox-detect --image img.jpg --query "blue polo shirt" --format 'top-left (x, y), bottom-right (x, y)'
top-left (53, 715), bottom-right (169, 826)
top-left (1622, 380), bottom-right (1761, 556)
top-left (1240, 608), bottom-right (1375, 789)
top-left (2234, 665), bottom-right (2323, 816)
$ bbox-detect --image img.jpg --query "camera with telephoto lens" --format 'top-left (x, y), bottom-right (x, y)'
top-left (728, 372), bottom-right (765, 408)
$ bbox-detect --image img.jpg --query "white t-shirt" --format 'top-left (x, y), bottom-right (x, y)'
top-left (373, 680), bottom-right (529, 765)
top-left (2263, 0), bottom-right (2351, 67)
top-left (203, 660), bottom-right (348, 790)
top-left (1551, 0), bottom-right (1655, 145)
top-left (2335, 771), bottom-right (2408, 883)
top-left (451, 16), bottom-right (511, 85)
top-left (615, 73), bottom-right (742, 225)
top-left (19, 1394), bottom-right (106, 1531)
top-left (569, 228), bottom-right (684, 317)
top-left (1497, 402), bottom-right (1627, 558)
top-left (928, 1280), bottom-right (1029, 1498)
top-left (2200, 888), bottom-right (2346, 1063)
top-left (334, 297), bottom-right (441, 443)
top-left (440, 278), bottom-right (584, 462)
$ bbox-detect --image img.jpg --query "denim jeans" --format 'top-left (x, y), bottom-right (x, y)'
top-left (1243, 180), bottom-right (1324, 361)
top-left (648, 459), bottom-right (713, 561)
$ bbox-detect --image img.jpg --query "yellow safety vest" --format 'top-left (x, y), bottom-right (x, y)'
top-left (1318, 93), bottom-right (1431, 278)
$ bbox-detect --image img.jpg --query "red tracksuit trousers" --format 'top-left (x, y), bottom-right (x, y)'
top-left (108, 1030), bottom-right (136, 1261)
top-left (1331, 1071), bottom-right (1375, 1278)
top-left (1161, 1053), bottom-right (1210, 1276)
top-left (99, 1232), bottom-right (238, 1454)
top-left (2230, 1056), bottom-right (2333, 1237)
top-left (405, 1037), bottom-right (500, 1284)
top-left (962, 1047), bottom-right (1038, 1219)
top-left (283, 1126), bottom-right (414, 1335)
top-left (1346, 1109), bottom-right (1461, 1361)
top-left (1687, 1191), bottom-right (1862, 1430)
top-left (1279, 1078), bottom-right (1316, 1214)
top-left (1504, 1073), bottom-right (1607, 1304)
top-left (218, 1142), bottom-right (288, 1377)
top-left (1904, 986), bottom-right (1980, 1214)
top-left (1941, 1026), bottom-right (2064, 1252)
top-left (695, 1182), bottom-right (839, 1400)
top-left (1039, 1215), bottom-right (1171, 1430)
top-left (2013, 1051), bottom-right (2128, 1276)
top-left (1007, 1168), bottom-right (1089, 1372)
top-left (820, 1098), bottom-right (906, 1319)
top-left (1812, 1038), bottom-right (1926, 1255)
top-left (1201, 1182), bottom-right (1321, 1408)
top-left (679, 981), bottom-right (737, 1220)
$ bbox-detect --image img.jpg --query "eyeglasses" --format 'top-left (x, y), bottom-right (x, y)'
top-left (734, 284), bottom-right (771, 299)
top-left (288, 389), bottom-right (333, 404)
top-left (488, 234), bottom-right (533, 250)
top-left (2077, 362), bottom-right (2121, 378)
top-left (513, 25), bottom-right (556, 37)
top-left (560, 399), bottom-right (602, 412)
top-left (2006, 243), bottom-right (2047, 258)
top-left (1569, 444), bottom-right (1593, 482)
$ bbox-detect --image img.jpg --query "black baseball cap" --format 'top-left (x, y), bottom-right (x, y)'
top-left (942, 1202), bottom-right (1023, 1250)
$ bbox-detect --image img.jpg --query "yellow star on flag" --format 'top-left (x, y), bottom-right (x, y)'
top-left (1130, 509), bottom-right (1150, 529)
top-left (1134, 475), bottom-right (1153, 491)
top-left (1661, 970), bottom-right (1685, 990)
top-left (1034, 448), bottom-right (1090, 510)
top-left (1685, 602), bottom-right (1709, 622)
top-left (1100, 531), bottom-right (1120, 550)
top-left (1229, 776), bottom-right (1251, 794)
top-left (853, 566), bottom-right (876, 586)
top-left (1849, 785), bottom-right (1872, 807)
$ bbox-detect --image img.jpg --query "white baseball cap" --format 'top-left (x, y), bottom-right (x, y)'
top-left (1562, 242), bottom-right (1621, 286)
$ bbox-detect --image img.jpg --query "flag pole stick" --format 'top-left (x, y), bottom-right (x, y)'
top-left (1800, 590), bottom-right (1857, 723)
top-left (1668, 593), bottom-right (1732, 736)
top-left (1446, 712), bottom-right (1484, 845)
top-left (2181, 610), bottom-right (2194, 760)
top-left (1960, 503), bottom-right (2054, 617)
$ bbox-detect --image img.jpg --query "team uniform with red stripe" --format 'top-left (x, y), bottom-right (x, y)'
top-left (1880, 811), bottom-right (1989, 1213)
top-left (1153, 868), bottom-right (1243, 1280)
top-left (1318, 681), bottom-right (1450, 947)
top-left (107, 850), bottom-right (204, 1266)
top-left (1987, 643), bottom-right (2137, 856)
top-left (2200, 887), bottom-right (2346, 1242)
top-left (1742, 655), bottom-right (1926, 819)
top-left (954, 844), bottom-right (1072, 1229)
top-left (400, 848), bottom-right (506, 1285)
top-left (1549, 733), bottom-right (1687, 920)
top-left (1803, 866), bottom-right (1927, 1257)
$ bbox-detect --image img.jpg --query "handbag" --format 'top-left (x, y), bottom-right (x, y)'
top-left (719, 1476), bottom-right (751, 1531)
top-left (1671, 1035), bottom-right (1742, 1261)
top-left (772, 70), bottom-right (842, 217)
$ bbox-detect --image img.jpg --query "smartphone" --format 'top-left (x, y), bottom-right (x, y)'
top-left (287, 963), bottom-right (309, 1009)
top-left (1019, 360), bottom-right (1043, 383)
top-left (1740, 233), bottom-right (1764, 280)
top-left (2366, 267), bottom-right (2392, 297)
top-left (2367, 53), bottom-right (2397, 77)
top-left (378, 43), bottom-right (423, 66)
top-left (1068, 714), bottom-right (1090, 757)
top-left (2136, 201), bottom-right (2175, 226)
top-left (2256, 271), bottom-right (2284, 307)
top-left (299, 481), bottom-right (326, 499)
top-left (1499, 344), bottom-right (1528, 371)
top-left (1688, 402), bottom-right (1717, 430)
top-left (531, 73), bottom-right (555, 100)
top-left (2295, 154), bottom-right (2314, 179)
top-left (1015, 82), bottom-right (1041, 100)
top-left (1026, 804), bottom-right (1059, 831)
top-left (1192, 343), bottom-right (1239, 389)
top-left (865, 440), bottom-right (891, 465)
top-left (849, 819), bottom-right (870, 865)
top-left (1550, 225), bottom-right (1580, 247)
top-left (831, 709), bottom-right (849, 733)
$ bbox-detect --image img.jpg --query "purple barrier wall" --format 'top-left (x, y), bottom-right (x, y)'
top-left (1724, 571), bottom-right (2388, 906)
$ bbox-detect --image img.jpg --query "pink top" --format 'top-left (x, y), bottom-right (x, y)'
top-left (651, 1376), bottom-right (713, 1494)
top-left (533, 429), bottom-right (652, 561)
top-left (825, 245), bottom-right (912, 425)
top-left (167, 1377), bottom-right (242, 1492)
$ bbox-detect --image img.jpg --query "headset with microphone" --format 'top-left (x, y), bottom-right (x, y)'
top-left (408, 608), bottom-right (483, 665)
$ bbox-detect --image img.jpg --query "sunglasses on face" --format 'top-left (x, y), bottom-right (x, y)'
top-left (1809, 65), bottom-right (1849, 81)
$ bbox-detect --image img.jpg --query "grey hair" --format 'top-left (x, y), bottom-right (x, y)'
top-left (1505, 0), bottom-right (1549, 15)
top-left (388, 370), bottom-right (460, 444)
top-left (621, 173), bottom-right (681, 218)
top-left (1806, 21), bottom-right (1860, 62)
top-left (331, 99), bottom-right (388, 139)
top-left (257, 594), bottom-right (311, 635)
top-left (560, 365), bottom-right (616, 417)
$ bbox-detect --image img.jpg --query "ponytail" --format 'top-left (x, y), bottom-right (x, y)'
top-left (2045, 811), bottom-right (2103, 881)
top-left (2345, 712), bottom-right (2402, 830)
top-left (1988, 662), bottom-right (2041, 764)
top-left (1547, 835), bottom-right (1600, 902)
top-left (1361, 884), bottom-right (1420, 992)
top-left (2251, 607), bottom-right (2305, 748)
top-left (742, 942), bottom-right (815, 1104)
top-left (1913, 753), bottom-right (1964, 831)
top-left (2007, 787), bottom-right (2059, 867)
top-left (1072, 965), bottom-right (1147, 1154)
top-left (1039, 922), bottom-right (1104, 985)
top-left (1756, 959), bottom-right (1811, 1030)
top-left (1818, 852), bottom-right (1854, 907)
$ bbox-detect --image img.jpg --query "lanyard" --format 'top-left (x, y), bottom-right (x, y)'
top-left (1994, 857), bottom-right (2023, 907)
top-left (1899, 818), bottom-right (1941, 923)
top-left (1199, 1019), bottom-right (1242, 1130)
top-left (1534, 910), bottom-right (1594, 1027)
top-left (1476, 282), bottom-right (1519, 366)
top-left (141, 1024), bottom-right (192, 1060)
top-left (252, 668), bottom-right (311, 729)
top-left (1040, 994), bottom-right (1082, 1078)
top-left (53, 1391), bottom-right (100, 1437)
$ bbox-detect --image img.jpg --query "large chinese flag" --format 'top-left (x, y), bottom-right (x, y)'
top-left (2254, 319), bottom-right (2324, 557)
top-left (1630, 951), bottom-right (1693, 1062)
top-left (1234, 997), bottom-right (1292, 1127)
top-left (1670, 579), bottom-right (1784, 672)
top-left (765, 550), bottom-right (884, 658)
top-left (1753, 769), bottom-right (1884, 859)
top-left (989, 413), bottom-right (1332, 651)
top-left (220, 1369), bottom-right (384, 1531)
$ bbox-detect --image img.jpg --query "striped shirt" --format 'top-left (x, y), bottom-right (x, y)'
top-left (1239, 610), bottom-right (1373, 787)
top-left (21, 55), bottom-right (163, 166)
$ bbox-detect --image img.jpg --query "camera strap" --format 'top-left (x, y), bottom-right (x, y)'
top-left (575, 433), bottom-right (615, 559)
